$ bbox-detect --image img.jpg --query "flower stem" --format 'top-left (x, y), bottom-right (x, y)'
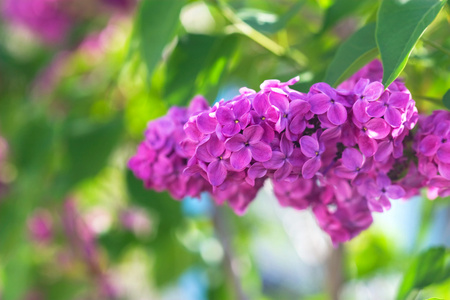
top-left (212, 207), bottom-right (249, 300)
top-left (422, 38), bottom-right (450, 57)
top-left (211, 0), bottom-right (308, 69)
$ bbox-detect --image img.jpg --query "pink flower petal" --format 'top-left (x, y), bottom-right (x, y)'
top-left (250, 142), bottom-right (272, 162)
top-left (388, 92), bottom-right (409, 109)
top-left (269, 92), bottom-right (289, 112)
top-left (376, 173), bottom-right (391, 188)
top-left (436, 143), bottom-right (450, 164)
top-left (197, 112), bottom-right (217, 133)
top-left (244, 125), bottom-right (264, 144)
top-left (224, 134), bottom-right (246, 152)
top-left (207, 160), bottom-right (227, 186)
top-left (233, 98), bottom-right (251, 117)
top-left (363, 82), bottom-right (384, 101)
top-left (274, 161), bottom-right (293, 181)
top-left (385, 185), bottom-right (405, 199)
top-left (334, 166), bottom-right (357, 179)
top-left (439, 163), bottom-right (450, 180)
top-left (300, 135), bottom-right (319, 158)
top-left (196, 142), bottom-right (215, 162)
top-left (366, 118), bottom-right (390, 139)
top-left (419, 135), bottom-right (440, 156)
top-left (207, 134), bottom-right (225, 158)
top-left (302, 157), bottom-right (321, 179)
top-left (230, 148), bottom-right (252, 170)
top-left (221, 122), bottom-right (240, 137)
top-left (354, 78), bottom-right (369, 95)
top-left (328, 102), bottom-right (347, 125)
top-left (366, 101), bottom-right (386, 118)
top-left (384, 107), bottom-right (402, 127)
top-left (216, 106), bottom-right (234, 125)
top-left (263, 151), bottom-right (285, 169)
top-left (358, 135), bottom-right (377, 157)
top-left (353, 99), bottom-right (371, 123)
top-left (309, 94), bottom-right (330, 114)
top-left (252, 93), bottom-right (269, 115)
top-left (289, 100), bottom-right (311, 116)
top-left (374, 140), bottom-right (393, 162)
top-left (289, 115), bottom-right (306, 135)
top-left (280, 134), bottom-right (293, 157)
top-left (341, 148), bottom-right (363, 170)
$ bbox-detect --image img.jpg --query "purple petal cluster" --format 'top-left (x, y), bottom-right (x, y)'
top-left (178, 60), bottom-right (420, 244)
top-left (129, 60), bottom-right (448, 245)
top-left (128, 96), bottom-right (212, 200)
top-left (412, 110), bottom-right (450, 198)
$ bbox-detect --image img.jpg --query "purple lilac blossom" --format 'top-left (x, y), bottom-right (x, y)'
top-left (412, 110), bottom-right (450, 198)
top-left (128, 96), bottom-right (212, 200)
top-left (129, 60), bottom-right (441, 245)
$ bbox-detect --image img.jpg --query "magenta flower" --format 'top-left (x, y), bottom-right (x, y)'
top-left (216, 98), bottom-right (252, 137)
top-left (363, 174), bottom-right (405, 212)
top-left (250, 93), bottom-right (279, 142)
top-left (334, 148), bottom-right (372, 183)
top-left (352, 78), bottom-right (385, 123)
top-left (264, 133), bottom-right (303, 181)
top-left (225, 125), bottom-right (272, 170)
top-left (196, 135), bottom-right (231, 186)
top-left (354, 118), bottom-right (391, 157)
top-left (246, 162), bottom-right (267, 186)
top-left (308, 93), bottom-right (347, 125)
top-left (270, 91), bottom-right (310, 136)
top-left (366, 92), bottom-right (410, 127)
top-left (300, 134), bottom-right (324, 179)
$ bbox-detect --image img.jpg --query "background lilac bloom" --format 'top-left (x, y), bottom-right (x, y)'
top-left (225, 125), bottom-right (272, 170)
top-left (300, 134), bottom-right (324, 179)
top-left (2, 0), bottom-right (73, 44)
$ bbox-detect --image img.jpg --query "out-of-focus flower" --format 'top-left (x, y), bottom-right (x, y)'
top-left (413, 110), bottom-right (450, 198)
top-left (28, 210), bottom-right (53, 244)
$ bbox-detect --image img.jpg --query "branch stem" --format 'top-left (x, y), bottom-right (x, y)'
top-left (212, 0), bottom-right (307, 68)
top-left (212, 207), bottom-right (249, 300)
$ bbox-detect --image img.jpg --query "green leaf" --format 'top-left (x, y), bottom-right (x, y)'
top-left (64, 116), bottom-right (123, 186)
top-left (397, 247), bottom-right (450, 300)
top-left (137, 0), bottom-right (185, 79)
top-left (324, 23), bottom-right (378, 87)
top-left (376, 0), bottom-right (445, 87)
top-left (164, 34), bottom-right (238, 106)
top-left (321, 0), bottom-right (369, 33)
top-left (443, 89), bottom-right (450, 110)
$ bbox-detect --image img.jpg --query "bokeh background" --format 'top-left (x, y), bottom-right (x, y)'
top-left (0, 0), bottom-right (449, 299)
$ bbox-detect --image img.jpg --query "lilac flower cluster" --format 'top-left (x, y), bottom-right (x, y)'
top-left (129, 61), bottom-right (447, 244)
top-left (128, 96), bottom-right (212, 200)
top-left (413, 110), bottom-right (450, 198)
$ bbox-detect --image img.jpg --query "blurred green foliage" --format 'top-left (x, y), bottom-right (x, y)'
top-left (0, 0), bottom-right (448, 299)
